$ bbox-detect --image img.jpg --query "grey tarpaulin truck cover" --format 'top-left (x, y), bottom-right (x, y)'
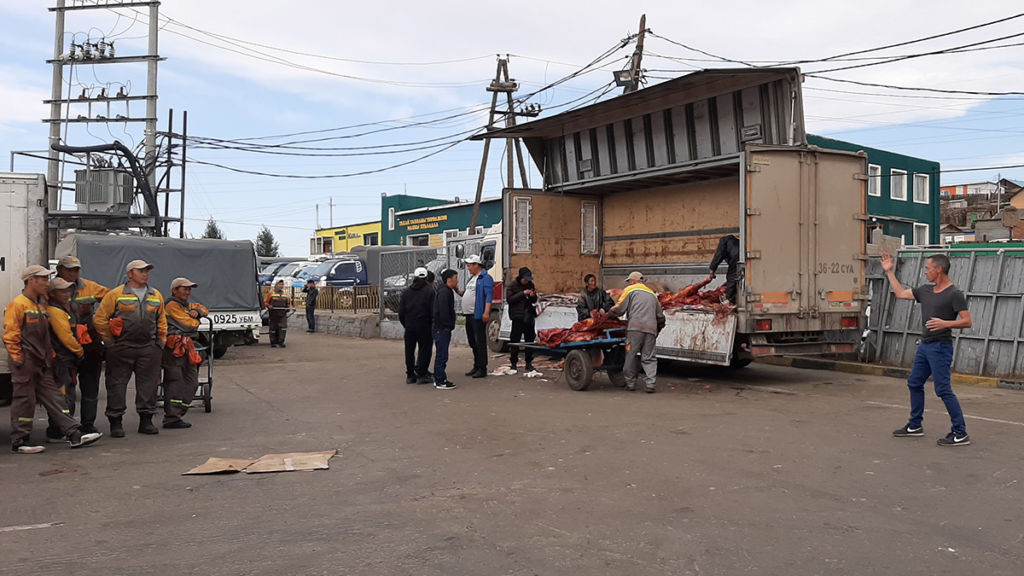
top-left (55, 234), bottom-right (261, 311)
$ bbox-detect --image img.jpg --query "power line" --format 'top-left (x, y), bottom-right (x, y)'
top-left (806, 75), bottom-right (1024, 96)
top-left (645, 31), bottom-right (753, 67)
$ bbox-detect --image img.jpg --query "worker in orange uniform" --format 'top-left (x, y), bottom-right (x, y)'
top-left (3, 265), bottom-right (102, 453)
top-left (162, 277), bottom-right (208, 429)
top-left (55, 255), bottom-right (108, 434)
top-left (266, 279), bottom-right (290, 348)
top-left (44, 276), bottom-right (86, 443)
top-left (94, 259), bottom-right (168, 438)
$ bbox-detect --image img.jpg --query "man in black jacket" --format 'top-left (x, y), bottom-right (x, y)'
top-left (432, 269), bottom-right (458, 390)
top-left (399, 267), bottom-right (434, 384)
top-left (709, 234), bottom-right (740, 304)
top-left (506, 266), bottom-right (538, 372)
top-left (576, 273), bottom-right (614, 321)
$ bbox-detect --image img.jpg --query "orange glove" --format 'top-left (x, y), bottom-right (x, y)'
top-left (75, 324), bottom-right (93, 345)
top-left (109, 317), bottom-right (124, 337)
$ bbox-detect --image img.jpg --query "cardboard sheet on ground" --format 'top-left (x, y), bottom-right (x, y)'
top-left (184, 450), bottom-right (337, 475)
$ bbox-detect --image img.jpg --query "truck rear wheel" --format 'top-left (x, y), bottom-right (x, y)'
top-left (487, 316), bottom-right (508, 353)
top-left (213, 345), bottom-right (229, 359)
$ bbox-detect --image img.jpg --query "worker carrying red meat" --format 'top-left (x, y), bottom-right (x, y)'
top-left (609, 271), bottom-right (666, 394)
top-left (3, 265), bottom-right (102, 453)
top-left (576, 273), bottom-right (614, 321)
top-left (162, 277), bottom-right (209, 429)
top-left (708, 234), bottom-right (740, 304)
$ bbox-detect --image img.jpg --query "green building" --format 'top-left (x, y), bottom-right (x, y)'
top-left (808, 135), bottom-right (940, 245)
top-left (381, 194), bottom-right (502, 246)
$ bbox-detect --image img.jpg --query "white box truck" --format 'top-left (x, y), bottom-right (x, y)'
top-left (1, 173), bottom-right (49, 400)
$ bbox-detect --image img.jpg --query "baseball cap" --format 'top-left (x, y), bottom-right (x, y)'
top-left (49, 277), bottom-right (74, 291)
top-left (57, 255), bottom-right (82, 269)
top-left (413, 267), bottom-right (428, 279)
top-left (126, 259), bottom-right (154, 272)
top-left (21, 265), bottom-right (51, 281)
top-left (626, 271), bottom-right (644, 283)
top-left (171, 277), bottom-right (199, 290)
top-left (464, 254), bottom-right (482, 265)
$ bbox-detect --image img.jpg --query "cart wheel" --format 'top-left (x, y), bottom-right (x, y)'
top-left (564, 350), bottom-right (593, 391)
top-left (203, 382), bottom-right (212, 413)
top-left (607, 370), bottom-right (627, 387)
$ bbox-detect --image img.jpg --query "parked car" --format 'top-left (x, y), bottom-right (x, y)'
top-left (309, 256), bottom-right (368, 287)
top-left (272, 261), bottom-right (319, 289)
top-left (258, 261), bottom-right (289, 286)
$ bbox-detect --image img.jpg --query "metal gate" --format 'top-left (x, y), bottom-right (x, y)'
top-left (865, 246), bottom-right (1024, 378)
top-left (378, 247), bottom-right (453, 318)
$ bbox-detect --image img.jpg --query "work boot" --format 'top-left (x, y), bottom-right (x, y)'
top-left (138, 415), bottom-right (159, 435)
top-left (109, 418), bottom-right (125, 438)
top-left (163, 420), bottom-right (192, 429)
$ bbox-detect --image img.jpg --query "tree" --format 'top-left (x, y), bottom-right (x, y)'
top-left (203, 217), bottom-right (225, 239)
top-left (255, 225), bottom-right (280, 257)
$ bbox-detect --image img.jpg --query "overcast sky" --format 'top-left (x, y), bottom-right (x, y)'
top-left (2, 1), bottom-right (1022, 254)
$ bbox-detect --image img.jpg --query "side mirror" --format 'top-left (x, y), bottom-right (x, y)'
top-left (454, 244), bottom-right (465, 258)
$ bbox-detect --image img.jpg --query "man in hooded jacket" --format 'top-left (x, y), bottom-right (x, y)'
top-left (399, 267), bottom-right (434, 384)
top-left (506, 266), bottom-right (538, 372)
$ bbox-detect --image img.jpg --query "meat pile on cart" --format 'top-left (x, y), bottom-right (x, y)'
top-left (537, 311), bottom-right (626, 348)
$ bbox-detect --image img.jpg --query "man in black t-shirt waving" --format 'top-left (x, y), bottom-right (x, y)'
top-left (881, 252), bottom-right (973, 446)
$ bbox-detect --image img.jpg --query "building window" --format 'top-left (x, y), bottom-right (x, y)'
top-left (363, 232), bottom-right (379, 246)
top-left (867, 164), bottom-right (881, 197)
top-left (890, 169), bottom-right (907, 201)
top-left (913, 173), bottom-right (929, 204)
top-left (407, 233), bottom-right (429, 247)
top-left (512, 196), bottom-right (532, 254)
top-left (913, 223), bottom-right (929, 246)
top-left (388, 207), bottom-right (395, 231)
top-left (443, 229), bottom-right (460, 245)
top-left (581, 201), bottom-right (599, 255)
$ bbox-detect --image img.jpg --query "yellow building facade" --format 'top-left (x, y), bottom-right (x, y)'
top-left (311, 221), bottom-right (381, 255)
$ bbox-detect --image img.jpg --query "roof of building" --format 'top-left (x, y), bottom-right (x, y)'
top-left (396, 196), bottom-right (501, 216)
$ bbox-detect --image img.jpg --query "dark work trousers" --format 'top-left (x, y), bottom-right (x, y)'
top-left (269, 312), bottom-right (288, 345)
top-left (509, 318), bottom-right (536, 368)
top-left (464, 315), bottom-right (487, 373)
top-left (432, 328), bottom-right (452, 384)
top-left (161, 347), bottom-right (196, 425)
top-left (11, 357), bottom-right (79, 445)
top-left (306, 307), bottom-right (316, 332)
top-left (404, 325), bottom-right (433, 378)
top-left (46, 357), bottom-right (78, 438)
top-left (77, 339), bottom-right (103, 428)
top-left (725, 273), bottom-right (738, 304)
top-left (104, 342), bottom-right (162, 421)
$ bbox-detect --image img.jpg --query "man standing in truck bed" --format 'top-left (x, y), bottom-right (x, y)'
top-left (708, 234), bottom-right (740, 304)
top-left (94, 259), bottom-right (168, 437)
top-left (55, 255), bottom-right (107, 434)
top-left (609, 271), bottom-right (666, 393)
top-left (882, 252), bottom-right (973, 446)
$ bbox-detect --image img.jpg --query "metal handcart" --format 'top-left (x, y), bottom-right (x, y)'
top-left (508, 327), bottom-right (628, 391)
top-left (157, 316), bottom-right (214, 413)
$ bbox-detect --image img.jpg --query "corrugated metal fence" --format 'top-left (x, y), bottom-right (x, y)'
top-left (865, 246), bottom-right (1024, 378)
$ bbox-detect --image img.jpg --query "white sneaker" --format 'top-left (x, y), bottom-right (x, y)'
top-left (68, 431), bottom-right (103, 448)
top-left (12, 443), bottom-right (45, 454)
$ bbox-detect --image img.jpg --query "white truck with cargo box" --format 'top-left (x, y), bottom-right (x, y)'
top-left (56, 234), bottom-right (262, 359)
top-left (1, 173), bottom-right (49, 400)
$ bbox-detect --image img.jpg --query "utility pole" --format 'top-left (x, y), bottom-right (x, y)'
top-left (328, 196), bottom-right (335, 228)
top-left (470, 56), bottom-right (539, 231)
top-left (316, 203), bottom-right (320, 229)
top-left (623, 14), bottom-right (647, 94)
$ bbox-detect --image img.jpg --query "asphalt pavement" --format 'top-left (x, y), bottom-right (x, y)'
top-left (1, 331), bottom-right (1022, 575)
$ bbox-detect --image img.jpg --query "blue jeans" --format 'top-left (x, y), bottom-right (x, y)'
top-left (432, 328), bottom-right (452, 384)
top-left (907, 341), bottom-right (966, 435)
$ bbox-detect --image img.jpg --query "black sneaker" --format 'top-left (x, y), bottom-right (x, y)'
top-left (524, 364), bottom-right (536, 373)
top-left (893, 424), bottom-right (924, 437)
top-left (11, 442), bottom-right (45, 454)
top-left (406, 376), bottom-right (417, 384)
top-left (644, 386), bottom-right (656, 394)
top-left (464, 369), bottom-right (477, 376)
top-left (471, 369), bottom-right (487, 379)
top-left (435, 381), bottom-right (457, 390)
top-left (937, 432), bottom-right (971, 446)
top-left (416, 376), bottom-right (433, 385)
top-left (163, 420), bottom-right (192, 429)
top-left (80, 422), bottom-right (99, 435)
top-left (68, 430), bottom-right (102, 448)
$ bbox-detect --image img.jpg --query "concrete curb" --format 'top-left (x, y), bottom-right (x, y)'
top-left (756, 356), bottom-right (1012, 390)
